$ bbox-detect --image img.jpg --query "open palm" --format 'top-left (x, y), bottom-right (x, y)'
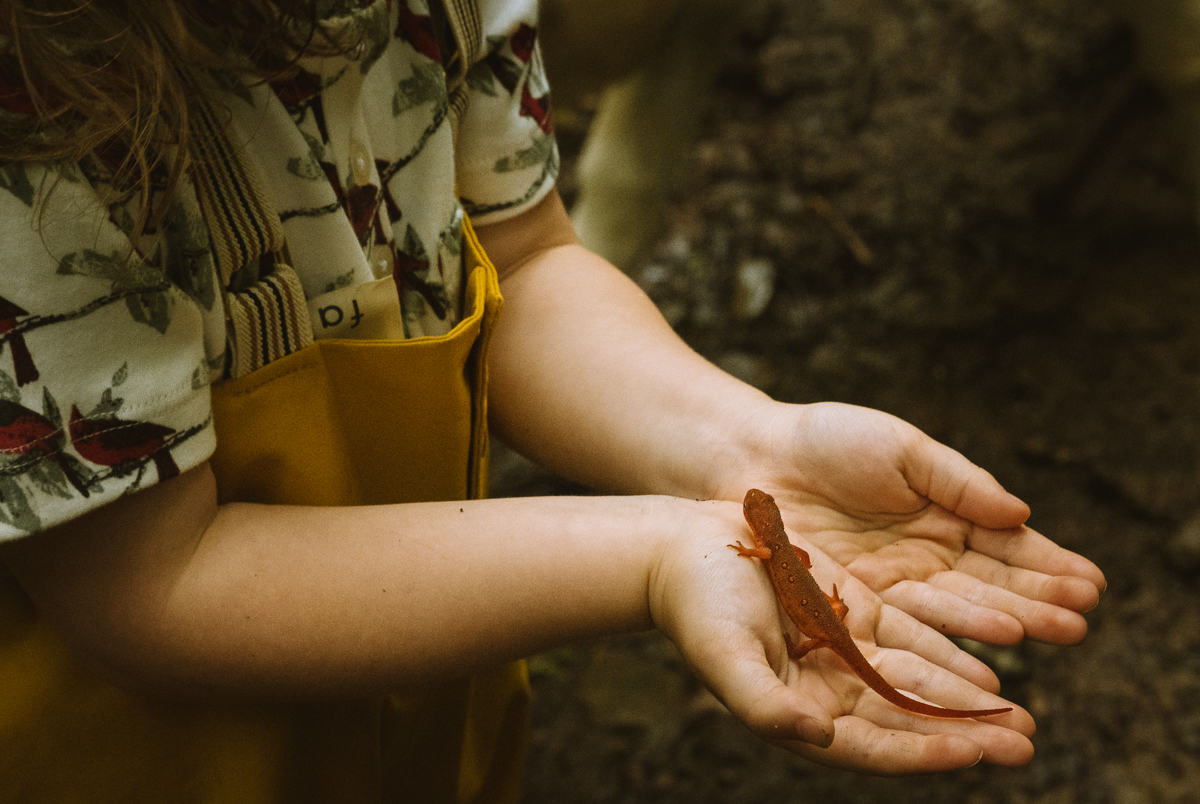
top-left (711, 401), bottom-right (1104, 648)
top-left (654, 504), bottom-right (1035, 773)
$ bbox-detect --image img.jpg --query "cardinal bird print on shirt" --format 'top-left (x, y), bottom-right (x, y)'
top-left (0, 361), bottom-right (202, 534)
top-left (69, 405), bottom-right (180, 483)
top-left (0, 398), bottom-right (93, 498)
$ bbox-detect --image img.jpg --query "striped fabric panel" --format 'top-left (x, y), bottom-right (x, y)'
top-left (183, 68), bottom-right (315, 379)
top-left (187, 92), bottom-right (285, 288)
top-left (226, 264), bottom-right (315, 380)
top-left (442, 0), bottom-right (482, 139)
top-left (443, 0), bottom-right (483, 72)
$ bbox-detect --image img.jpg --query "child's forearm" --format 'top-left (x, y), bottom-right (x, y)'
top-left (481, 206), bottom-right (773, 500)
top-left (0, 462), bottom-right (737, 699)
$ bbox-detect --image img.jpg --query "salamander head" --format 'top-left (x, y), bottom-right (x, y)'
top-left (743, 488), bottom-right (775, 513)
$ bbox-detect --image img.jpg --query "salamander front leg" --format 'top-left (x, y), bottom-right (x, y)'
top-left (728, 541), bottom-right (772, 560)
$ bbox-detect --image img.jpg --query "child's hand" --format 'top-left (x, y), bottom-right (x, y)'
top-left (709, 401), bottom-right (1105, 648)
top-left (649, 504), bottom-right (1034, 772)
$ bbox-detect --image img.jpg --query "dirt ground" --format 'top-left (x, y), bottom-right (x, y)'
top-left (496, 1), bottom-right (1200, 801)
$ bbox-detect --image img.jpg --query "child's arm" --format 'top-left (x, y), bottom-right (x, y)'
top-left (0, 189), bottom-right (1097, 774)
top-left (483, 190), bottom-right (1104, 646)
top-left (0, 459), bottom-right (1033, 772)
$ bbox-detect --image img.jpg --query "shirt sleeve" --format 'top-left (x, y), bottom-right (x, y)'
top-left (454, 0), bottom-right (559, 225)
top-left (0, 158), bottom-right (222, 540)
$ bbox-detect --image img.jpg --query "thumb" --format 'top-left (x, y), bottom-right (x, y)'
top-left (716, 658), bottom-right (835, 747)
top-left (907, 438), bottom-right (1029, 530)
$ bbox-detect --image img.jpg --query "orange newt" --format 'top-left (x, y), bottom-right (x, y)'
top-left (729, 488), bottom-right (1012, 719)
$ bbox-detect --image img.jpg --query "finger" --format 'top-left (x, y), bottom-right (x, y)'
top-left (906, 437), bottom-right (1030, 530)
top-left (869, 647), bottom-right (1033, 735)
top-left (926, 568), bottom-right (1092, 645)
top-left (872, 603), bottom-right (1007, 691)
top-left (699, 636), bottom-right (836, 747)
top-left (818, 702), bottom-right (1036, 768)
top-left (778, 717), bottom-right (1023, 774)
top-left (878, 579), bottom-right (1025, 648)
top-left (966, 525), bottom-right (1107, 595)
top-left (956, 547), bottom-right (1102, 612)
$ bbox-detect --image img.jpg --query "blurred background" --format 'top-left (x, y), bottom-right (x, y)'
top-left (494, 1), bottom-right (1200, 800)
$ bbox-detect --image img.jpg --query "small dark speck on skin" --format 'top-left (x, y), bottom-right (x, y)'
top-left (460, 508), bottom-right (464, 513)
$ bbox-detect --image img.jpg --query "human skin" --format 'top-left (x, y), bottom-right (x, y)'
top-left (0, 190), bottom-right (1104, 774)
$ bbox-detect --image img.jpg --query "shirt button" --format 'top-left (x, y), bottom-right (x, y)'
top-left (369, 244), bottom-right (393, 278)
top-left (349, 139), bottom-right (373, 187)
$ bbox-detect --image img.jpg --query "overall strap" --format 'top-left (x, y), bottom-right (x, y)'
top-left (182, 70), bottom-right (315, 380)
top-left (440, 0), bottom-right (484, 139)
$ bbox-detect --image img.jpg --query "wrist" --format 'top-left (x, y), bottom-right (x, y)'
top-left (645, 496), bottom-right (745, 640)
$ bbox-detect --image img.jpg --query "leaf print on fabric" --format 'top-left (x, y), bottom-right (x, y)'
top-left (86, 387), bottom-right (125, 421)
top-left (352, 2), bottom-right (394, 74)
top-left (288, 131), bottom-right (328, 181)
top-left (465, 59), bottom-right (500, 98)
top-left (82, 363), bottom-right (127, 422)
top-left (125, 291), bottom-right (170, 334)
top-left (57, 249), bottom-right (174, 335)
top-left (394, 224), bottom-right (450, 322)
top-left (438, 209), bottom-right (464, 259)
top-left (480, 35), bottom-right (526, 96)
top-left (309, 0), bottom-right (390, 74)
top-left (0, 370), bottom-right (18, 404)
top-left (156, 203), bottom-right (218, 312)
top-left (393, 60), bottom-right (446, 116)
top-left (0, 162), bottom-right (35, 208)
top-left (0, 475), bottom-right (40, 534)
top-left (462, 145), bottom-right (560, 220)
top-left (323, 268), bottom-right (357, 294)
top-left (493, 133), bottom-right (555, 174)
top-left (0, 295), bottom-right (40, 386)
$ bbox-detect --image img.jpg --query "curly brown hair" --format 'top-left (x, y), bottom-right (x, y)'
top-left (0, 0), bottom-right (335, 231)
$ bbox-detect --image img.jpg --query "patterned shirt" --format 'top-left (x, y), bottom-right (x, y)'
top-left (0, 0), bottom-right (557, 539)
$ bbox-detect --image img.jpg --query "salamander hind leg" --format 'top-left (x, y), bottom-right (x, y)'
top-left (785, 633), bottom-right (832, 660)
top-left (795, 545), bottom-right (813, 569)
top-left (826, 583), bottom-right (849, 621)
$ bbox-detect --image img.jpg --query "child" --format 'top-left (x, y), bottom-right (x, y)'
top-left (0, 1), bottom-right (1104, 801)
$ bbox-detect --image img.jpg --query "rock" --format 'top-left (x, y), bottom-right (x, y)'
top-left (1165, 512), bottom-right (1200, 574)
top-left (732, 257), bottom-right (776, 320)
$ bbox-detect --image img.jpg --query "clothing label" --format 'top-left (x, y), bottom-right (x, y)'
top-left (307, 275), bottom-right (406, 341)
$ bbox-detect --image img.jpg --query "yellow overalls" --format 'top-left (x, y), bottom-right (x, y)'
top-left (0, 207), bottom-right (527, 802)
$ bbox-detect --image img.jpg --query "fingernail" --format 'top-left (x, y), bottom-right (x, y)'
top-left (796, 716), bottom-right (831, 747)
